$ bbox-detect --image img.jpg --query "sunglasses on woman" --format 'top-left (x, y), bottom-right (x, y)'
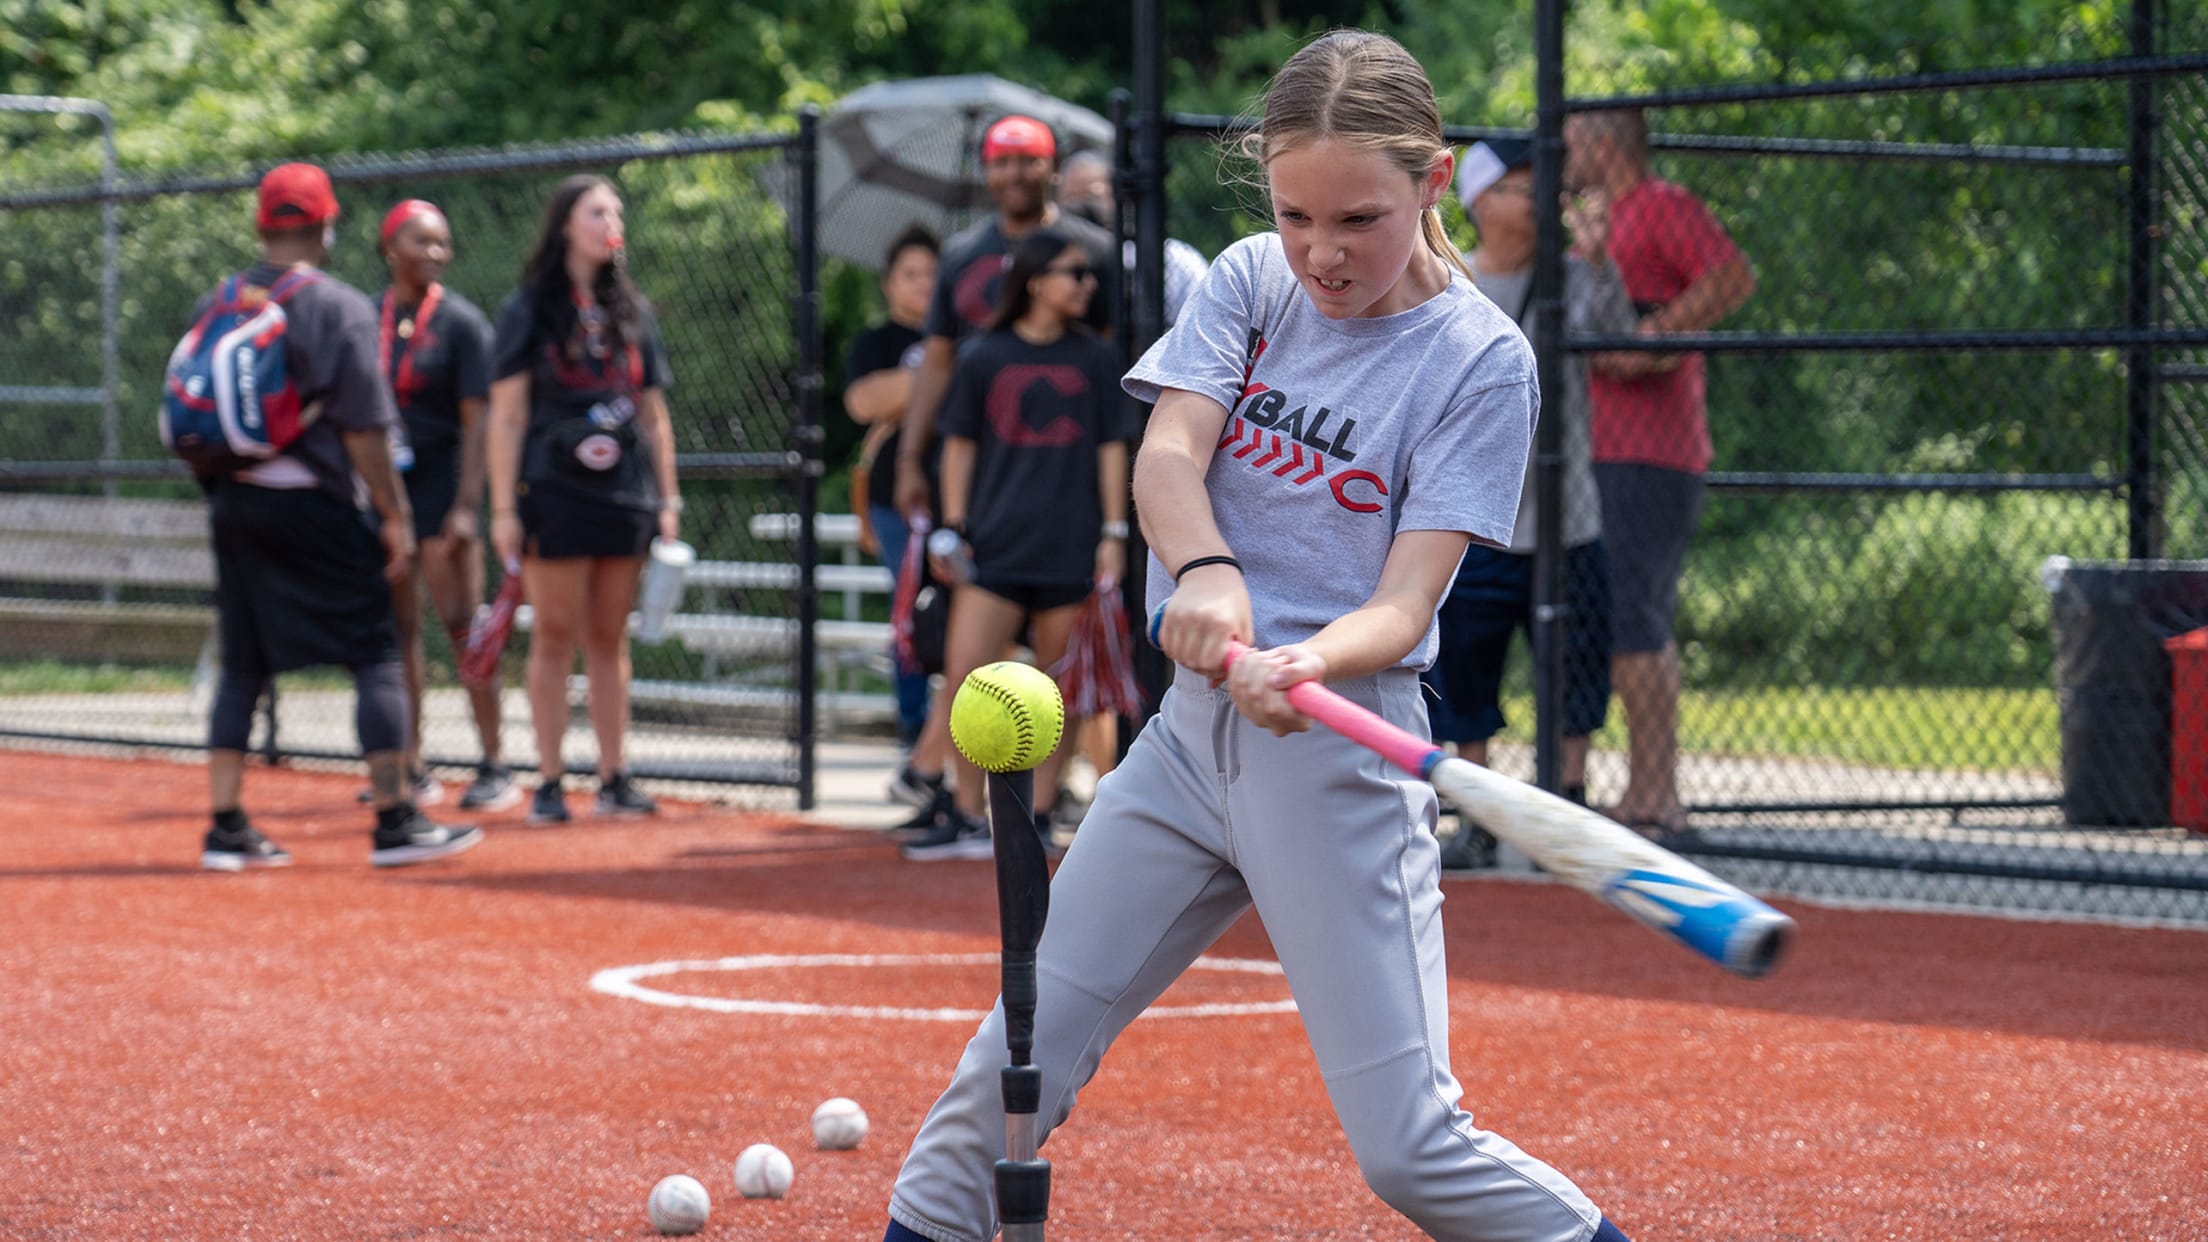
top-left (1044, 262), bottom-right (1097, 282)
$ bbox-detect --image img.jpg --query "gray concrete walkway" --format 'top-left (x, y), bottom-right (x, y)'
top-left (3, 685), bottom-right (2200, 927)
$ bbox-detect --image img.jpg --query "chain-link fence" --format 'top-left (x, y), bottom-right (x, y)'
top-left (1126, 11), bottom-right (2208, 916)
top-left (8, 14), bottom-right (2208, 903)
top-left (0, 126), bottom-right (833, 805)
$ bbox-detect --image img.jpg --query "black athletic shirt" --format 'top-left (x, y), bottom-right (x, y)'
top-left (380, 285), bottom-right (493, 459)
top-left (189, 260), bottom-right (396, 507)
top-left (845, 319), bottom-right (926, 511)
top-left (492, 288), bottom-right (674, 513)
top-left (936, 327), bottom-right (1137, 585)
top-left (923, 211), bottom-right (1119, 343)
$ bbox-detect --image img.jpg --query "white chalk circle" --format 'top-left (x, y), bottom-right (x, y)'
top-left (589, 952), bottom-right (1298, 1021)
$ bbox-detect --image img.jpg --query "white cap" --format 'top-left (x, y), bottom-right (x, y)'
top-left (1456, 137), bottom-right (1533, 210)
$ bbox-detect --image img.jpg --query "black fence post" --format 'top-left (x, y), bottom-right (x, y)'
top-left (2129, 0), bottom-right (2163, 560)
top-left (1530, 0), bottom-right (1568, 794)
top-left (794, 105), bottom-right (824, 810)
top-left (1125, 0), bottom-right (1173, 725)
top-left (1109, 88), bottom-right (1136, 366)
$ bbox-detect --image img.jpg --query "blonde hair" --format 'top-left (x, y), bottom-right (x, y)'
top-left (1233, 30), bottom-right (1472, 280)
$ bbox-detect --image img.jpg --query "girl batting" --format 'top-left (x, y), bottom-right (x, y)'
top-left (879, 30), bottom-right (1631, 1242)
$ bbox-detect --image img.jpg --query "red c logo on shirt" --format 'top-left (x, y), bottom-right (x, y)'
top-left (953, 256), bottom-right (1012, 329)
top-left (986, 365), bottom-right (1088, 447)
top-left (1329, 469), bottom-right (1387, 514)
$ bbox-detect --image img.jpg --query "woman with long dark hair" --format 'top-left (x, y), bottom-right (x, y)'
top-left (486, 174), bottom-right (681, 824)
top-left (899, 228), bottom-right (1136, 861)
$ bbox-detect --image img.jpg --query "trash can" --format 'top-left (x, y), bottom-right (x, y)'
top-left (2169, 626), bottom-right (2208, 835)
top-left (2044, 559), bottom-right (2208, 827)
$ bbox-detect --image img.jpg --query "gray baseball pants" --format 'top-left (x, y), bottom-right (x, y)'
top-left (887, 666), bottom-right (1603, 1242)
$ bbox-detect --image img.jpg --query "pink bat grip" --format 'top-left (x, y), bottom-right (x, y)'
top-left (1220, 641), bottom-right (1446, 779)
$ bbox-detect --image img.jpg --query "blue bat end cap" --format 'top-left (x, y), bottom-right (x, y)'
top-left (1599, 870), bottom-right (1795, 978)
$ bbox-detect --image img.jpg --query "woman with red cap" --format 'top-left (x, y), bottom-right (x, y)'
top-left (375, 199), bottom-right (516, 812)
top-left (486, 175), bottom-right (681, 824)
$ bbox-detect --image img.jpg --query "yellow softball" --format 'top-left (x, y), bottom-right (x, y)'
top-left (950, 661), bottom-right (1066, 774)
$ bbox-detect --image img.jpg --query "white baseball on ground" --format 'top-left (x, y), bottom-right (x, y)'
top-left (733, 1142), bottom-right (795, 1199)
top-left (646, 1173), bottom-right (711, 1235)
top-left (811, 1096), bottom-right (869, 1150)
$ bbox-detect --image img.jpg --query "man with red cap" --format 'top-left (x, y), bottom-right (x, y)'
top-left (190, 161), bottom-right (483, 871)
top-left (891, 114), bottom-right (1118, 523)
top-left (884, 115), bottom-right (1119, 840)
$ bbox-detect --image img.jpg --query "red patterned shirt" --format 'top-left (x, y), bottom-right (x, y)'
top-left (1589, 177), bottom-right (1743, 473)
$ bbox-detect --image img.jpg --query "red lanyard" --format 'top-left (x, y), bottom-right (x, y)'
top-left (562, 288), bottom-right (641, 391)
top-left (378, 281), bottom-right (444, 405)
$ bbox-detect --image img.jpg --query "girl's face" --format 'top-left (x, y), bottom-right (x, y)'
top-left (384, 215), bottom-right (452, 290)
top-left (1028, 245), bottom-right (1096, 324)
top-left (564, 185), bottom-right (625, 270)
top-left (883, 244), bottom-right (938, 324)
top-left (1268, 138), bottom-right (1451, 320)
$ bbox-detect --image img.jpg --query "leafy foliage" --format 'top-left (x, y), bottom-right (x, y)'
top-left (4, 0), bottom-right (2200, 705)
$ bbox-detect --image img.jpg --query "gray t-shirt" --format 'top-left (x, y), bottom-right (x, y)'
top-left (193, 261), bottom-right (396, 507)
top-left (1470, 253), bottom-right (1636, 552)
top-left (1124, 233), bottom-right (1538, 670)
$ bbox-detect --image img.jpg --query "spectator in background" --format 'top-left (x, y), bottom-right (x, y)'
top-left (374, 199), bottom-right (518, 814)
top-left (1426, 137), bottom-right (1637, 870)
top-left (888, 114), bottom-right (1120, 837)
top-left (892, 114), bottom-right (1118, 524)
top-left (1565, 106), bottom-right (1755, 838)
top-left (193, 163), bottom-right (482, 871)
top-left (487, 174), bottom-right (682, 826)
top-left (900, 229), bottom-right (1135, 862)
top-left (1056, 149), bottom-right (1211, 331)
top-left (842, 225), bottom-right (944, 783)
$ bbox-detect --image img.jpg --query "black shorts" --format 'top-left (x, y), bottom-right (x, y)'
top-left (1421, 541), bottom-right (1613, 744)
top-left (403, 447), bottom-right (460, 543)
top-left (518, 485), bottom-right (655, 560)
top-left (968, 578), bottom-right (1092, 614)
top-left (1594, 463), bottom-right (1705, 653)
top-left (209, 481), bottom-right (398, 677)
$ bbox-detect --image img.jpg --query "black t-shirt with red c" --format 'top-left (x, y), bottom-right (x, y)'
top-left (937, 327), bottom-right (1138, 587)
top-left (923, 211), bottom-right (1119, 343)
top-left (492, 289), bottom-right (673, 513)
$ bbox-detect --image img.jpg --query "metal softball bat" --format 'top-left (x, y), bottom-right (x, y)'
top-left (1148, 609), bottom-right (1794, 977)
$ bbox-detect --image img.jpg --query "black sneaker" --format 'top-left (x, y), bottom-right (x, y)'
top-left (889, 787), bottom-right (955, 840)
top-left (1045, 792), bottom-right (1088, 851)
top-left (460, 763), bottom-right (524, 812)
top-left (370, 807), bottom-right (483, 868)
top-left (358, 769), bottom-right (444, 807)
top-left (201, 821), bottom-right (293, 872)
top-left (594, 771), bottom-right (658, 817)
top-left (528, 779), bottom-right (571, 826)
top-left (1037, 806), bottom-right (1069, 860)
top-left (886, 764), bottom-right (946, 810)
top-left (899, 808), bottom-right (993, 862)
top-left (1438, 821), bottom-right (1498, 873)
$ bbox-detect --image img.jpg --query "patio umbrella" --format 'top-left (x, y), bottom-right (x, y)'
top-left (773, 75), bottom-right (1115, 272)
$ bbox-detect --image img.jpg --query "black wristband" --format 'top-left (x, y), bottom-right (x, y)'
top-left (1173, 554), bottom-right (1242, 583)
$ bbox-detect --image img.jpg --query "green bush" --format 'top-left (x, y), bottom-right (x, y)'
top-left (1681, 489), bottom-right (2126, 689)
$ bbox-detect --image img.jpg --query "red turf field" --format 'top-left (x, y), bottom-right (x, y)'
top-left (2, 749), bottom-right (2202, 1240)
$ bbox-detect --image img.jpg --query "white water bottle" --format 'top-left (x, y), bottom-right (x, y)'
top-left (926, 526), bottom-right (973, 584)
top-left (635, 537), bottom-right (694, 643)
